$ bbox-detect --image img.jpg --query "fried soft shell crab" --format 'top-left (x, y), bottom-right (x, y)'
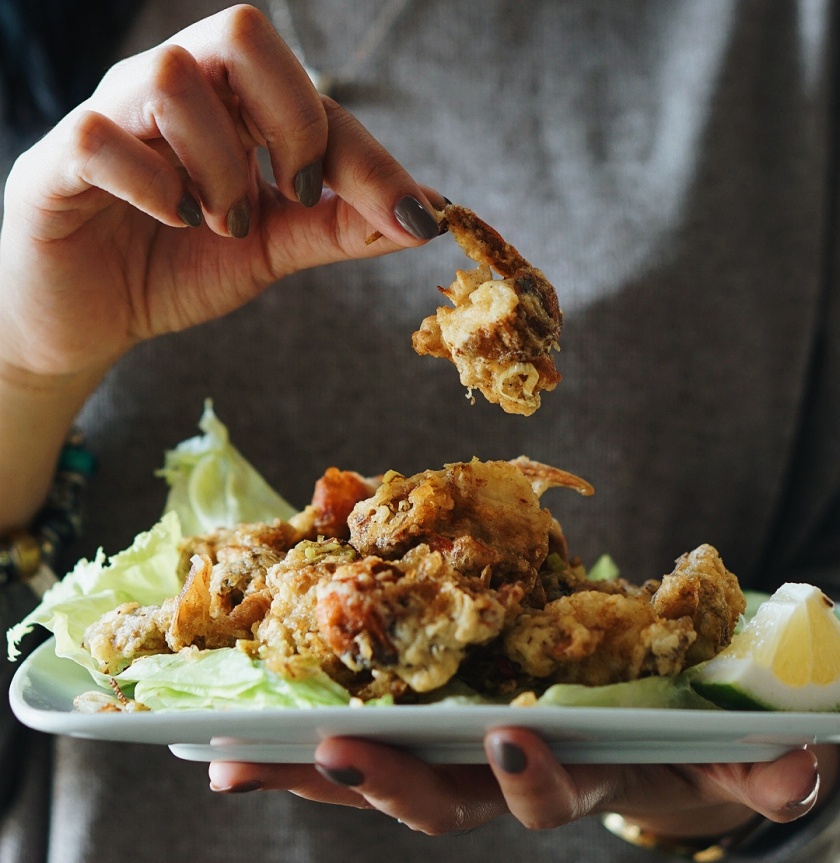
top-left (405, 203), bottom-right (564, 416)
top-left (83, 458), bottom-right (745, 703)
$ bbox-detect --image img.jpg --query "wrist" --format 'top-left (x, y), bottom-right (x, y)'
top-left (0, 359), bottom-right (105, 531)
top-left (1, 426), bottom-right (95, 597)
top-left (0, 353), bottom-right (108, 395)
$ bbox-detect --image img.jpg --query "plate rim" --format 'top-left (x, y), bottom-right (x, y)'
top-left (11, 638), bottom-right (840, 764)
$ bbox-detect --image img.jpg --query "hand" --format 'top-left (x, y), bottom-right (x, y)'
top-left (208, 732), bottom-right (835, 838)
top-left (0, 4), bottom-right (442, 381)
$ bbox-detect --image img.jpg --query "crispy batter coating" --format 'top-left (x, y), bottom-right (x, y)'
top-left (652, 544), bottom-right (746, 664)
top-left (315, 547), bottom-right (518, 692)
top-left (167, 554), bottom-right (272, 651)
top-left (83, 602), bottom-right (173, 675)
top-left (505, 545), bottom-right (745, 686)
top-left (82, 460), bottom-right (747, 702)
top-left (310, 468), bottom-right (379, 539)
top-left (346, 458), bottom-right (580, 586)
top-left (504, 591), bottom-right (698, 686)
top-left (413, 204), bottom-right (563, 416)
top-left (256, 538), bottom-right (359, 674)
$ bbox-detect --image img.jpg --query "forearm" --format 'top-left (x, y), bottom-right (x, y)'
top-left (0, 360), bottom-right (104, 531)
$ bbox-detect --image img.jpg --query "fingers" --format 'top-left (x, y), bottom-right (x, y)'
top-left (208, 760), bottom-right (373, 808)
top-left (484, 728), bottom-right (619, 830)
top-left (87, 9), bottom-right (311, 237)
top-left (320, 97), bottom-right (442, 244)
top-left (50, 110), bottom-right (198, 233)
top-left (210, 739), bottom-right (508, 836)
top-left (165, 6), bottom-right (328, 210)
top-left (484, 730), bottom-right (825, 834)
top-left (135, 43), bottom-right (252, 237)
top-left (209, 736), bottom-right (830, 842)
top-left (314, 738), bottom-right (507, 834)
top-left (698, 747), bottom-right (821, 824)
top-left (75, 5), bottom-right (439, 246)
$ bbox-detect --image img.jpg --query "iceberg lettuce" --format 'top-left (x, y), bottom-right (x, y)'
top-left (7, 404), bottom-right (356, 711)
top-left (537, 674), bottom-right (719, 709)
top-left (117, 648), bottom-right (351, 711)
top-left (7, 512), bottom-right (183, 668)
top-left (158, 399), bottom-right (297, 536)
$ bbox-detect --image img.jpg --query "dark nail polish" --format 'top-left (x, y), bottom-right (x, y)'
top-left (210, 779), bottom-right (262, 793)
top-left (394, 195), bottom-right (440, 240)
top-left (295, 161), bottom-right (323, 208)
top-left (785, 784), bottom-right (820, 815)
top-left (315, 764), bottom-right (364, 787)
top-left (489, 740), bottom-right (527, 775)
top-left (177, 192), bottom-right (202, 228)
top-left (227, 197), bottom-right (251, 239)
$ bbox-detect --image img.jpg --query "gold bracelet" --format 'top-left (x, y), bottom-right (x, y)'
top-left (601, 812), bottom-right (770, 862)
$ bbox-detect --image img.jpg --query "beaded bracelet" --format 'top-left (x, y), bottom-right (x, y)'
top-left (0, 429), bottom-right (95, 596)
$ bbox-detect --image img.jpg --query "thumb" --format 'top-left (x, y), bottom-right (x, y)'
top-left (705, 748), bottom-right (821, 823)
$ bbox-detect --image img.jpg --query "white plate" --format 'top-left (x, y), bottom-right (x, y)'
top-left (11, 640), bottom-right (840, 764)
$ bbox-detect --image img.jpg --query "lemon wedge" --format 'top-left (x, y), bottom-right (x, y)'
top-left (691, 583), bottom-right (840, 711)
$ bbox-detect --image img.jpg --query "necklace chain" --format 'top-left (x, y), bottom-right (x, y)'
top-left (267, 0), bottom-right (413, 96)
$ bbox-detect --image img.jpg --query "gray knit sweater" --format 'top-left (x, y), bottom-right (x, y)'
top-left (2, 1), bottom-right (839, 860)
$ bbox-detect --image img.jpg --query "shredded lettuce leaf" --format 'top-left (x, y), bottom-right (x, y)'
top-left (7, 512), bottom-right (183, 666)
top-left (157, 399), bottom-right (297, 535)
top-left (537, 674), bottom-right (720, 709)
top-left (587, 554), bottom-right (620, 582)
top-left (116, 648), bottom-right (352, 711)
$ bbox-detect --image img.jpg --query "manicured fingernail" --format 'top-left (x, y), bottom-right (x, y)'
top-left (784, 774), bottom-right (820, 815)
top-left (295, 160), bottom-right (323, 208)
top-left (210, 779), bottom-right (262, 793)
top-left (315, 764), bottom-right (364, 787)
top-left (489, 739), bottom-right (527, 774)
top-left (227, 197), bottom-right (251, 239)
top-left (394, 195), bottom-right (440, 240)
top-left (177, 192), bottom-right (202, 228)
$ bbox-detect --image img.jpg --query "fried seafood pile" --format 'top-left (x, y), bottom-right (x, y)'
top-left (83, 459), bottom-right (745, 702)
top-left (412, 204), bottom-right (563, 416)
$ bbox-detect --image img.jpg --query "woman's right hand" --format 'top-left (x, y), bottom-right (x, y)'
top-left (0, 3), bottom-right (442, 381)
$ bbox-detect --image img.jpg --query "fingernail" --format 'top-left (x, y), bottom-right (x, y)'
top-left (394, 195), bottom-right (440, 240)
top-left (177, 192), bottom-right (202, 228)
top-left (227, 197), bottom-right (251, 239)
top-left (315, 764), bottom-right (364, 787)
top-left (488, 739), bottom-right (528, 774)
top-left (294, 160), bottom-right (323, 208)
top-left (784, 777), bottom-right (820, 816)
top-left (209, 779), bottom-right (262, 793)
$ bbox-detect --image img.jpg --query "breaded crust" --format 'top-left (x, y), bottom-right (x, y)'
top-left (439, 203), bottom-right (562, 332)
top-left (413, 204), bottom-right (564, 415)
